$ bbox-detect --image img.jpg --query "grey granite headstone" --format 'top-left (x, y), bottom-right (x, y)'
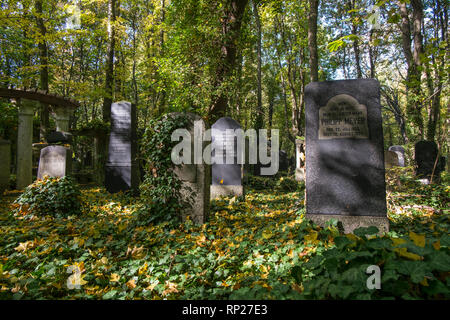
top-left (305, 79), bottom-right (388, 233)
top-left (385, 150), bottom-right (399, 168)
top-left (295, 139), bottom-right (305, 181)
top-left (211, 117), bottom-right (243, 199)
top-left (105, 101), bottom-right (139, 193)
top-left (415, 141), bottom-right (443, 183)
top-left (0, 139), bottom-right (11, 194)
top-left (279, 150), bottom-right (289, 172)
top-left (37, 145), bottom-right (72, 180)
top-left (388, 145), bottom-right (405, 167)
top-left (171, 113), bottom-right (210, 223)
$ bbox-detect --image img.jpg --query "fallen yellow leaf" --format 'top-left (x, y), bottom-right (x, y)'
top-left (394, 247), bottom-right (422, 261)
top-left (126, 279), bottom-right (136, 289)
top-left (110, 273), bottom-right (120, 282)
top-left (409, 231), bottom-right (426, 247)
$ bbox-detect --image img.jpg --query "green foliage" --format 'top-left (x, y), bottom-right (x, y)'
top-left (294, 224), bottom-right (450, 300)
top-left (77, 119), bottom-right (109, 133)
top-left (136, 114), bottom-right (192, 225)
top-left (0, 101), bottom-right (18, 140)
top-left (12, 176), bottom-right (83, 218)
top-left (0, 169), bottom-right (448, 300)
top-left (275, 176), bottom-right (302, 192)
top-left (245, 174), bottom-right (277, 190)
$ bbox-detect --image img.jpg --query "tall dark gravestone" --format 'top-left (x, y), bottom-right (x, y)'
top-left (211, 117), bottom-right (244, 199)
top-left (105, 101), bottom-right (138, 193)
top-left (414, 141), bottom-right (444, 184)
top-left (305, 79), bottom-right (388, 233)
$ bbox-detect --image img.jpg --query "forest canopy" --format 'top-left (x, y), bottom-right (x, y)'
top-left (0, 0), bottom-right (448, 155)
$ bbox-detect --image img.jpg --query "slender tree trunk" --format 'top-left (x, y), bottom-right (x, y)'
top-left (308, 0), bottom-right (319, 82)
top-left (349, 0), bottom-right (362, 78)
top-left (368, 28), bottom-right (376, 78)
top-left (159, 0), bottom-right (166, 114)
top-left (399, 0), bottom-right (425, 139)
top-left (209, 0), bottom-right (249, 122)
top-left (35, 0), bottom-right (49, 139)
top-left (102, 0), bottom-right (116, 123)
top-left (253, 1), bottom-right (263, 130)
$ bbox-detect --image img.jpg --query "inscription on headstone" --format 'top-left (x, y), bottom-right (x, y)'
top-left (37, 145), bottom-right (72, 180)
top-left (319, 94), bottom-right (369, 139)
top-left (105, 101), bottom-right (139, 193)
top-left (211, 117), bottom-right (244, 199)
top-left (305, 79), bottom-right (388, 234)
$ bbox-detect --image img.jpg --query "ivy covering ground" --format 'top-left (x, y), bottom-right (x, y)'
top-left (0, 167), bottom-right (448, 300)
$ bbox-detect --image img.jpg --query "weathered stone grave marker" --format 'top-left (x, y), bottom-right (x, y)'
top-left (388, 145), bottom-right (405, 167)
top-left (171, 113), bottom-right (210, 223)
top-left (305, 79), bottom-right (388, 233)
top-left (385, 150), bottom-right (399, 168)
top-left (211, 117), bottom-right (244, 199)
top-left (295, 138), bottom-right (305, 181)
top-left (37, 145), bottom-right (72, 180)
top-left (105, 101), bottom-right (139, 193)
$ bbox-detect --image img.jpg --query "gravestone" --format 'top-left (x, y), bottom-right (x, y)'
top-left (385, 150), bottom-right (399, 168)
top-left (105, 101), bottom-right (139, 193)
top-left (414, 141), bottom-right (444, 184)
top-left (37, 145), bottom-right (72, 180)
top-left (210, 117), bottom-right (243, 199)
top-left (305, 79), bottom-right (388, 233)
top-left (171, 113), bottom-right (210, 223)
top-left (295, 139), bottom-right (305, 181)
top-left (279, 150), bottom-right (289, 172)
top-left (0, 139), bottom-right (11, 194)
top-left (388, 145), bottom-right (405, 167)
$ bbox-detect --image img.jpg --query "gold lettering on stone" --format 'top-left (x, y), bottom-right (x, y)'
top-left (318, 94), bottom-right (369, 140)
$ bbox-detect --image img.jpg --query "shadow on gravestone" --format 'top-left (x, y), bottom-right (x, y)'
top-left (211, 117), bottom-right (244, 199)
top-left (305, 79), bottom-right (388, 234)
top-left (105, 101), bottom-right (139, 193)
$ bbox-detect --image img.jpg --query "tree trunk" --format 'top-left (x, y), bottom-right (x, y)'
top-left (209, 0), bottom-right (249, 122)
top-left (102, 0), bottom-right (116, 123)
top-left (253, 1), bottom-right (263, 130)
top-left (399, 0), bottom-right (424, 139)
top-left (35, 0), bottom-right (50, 139)
top-left (368, 28), bottom-right (376, 78)
top-left (308, 0), bottom-right (319, 82)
